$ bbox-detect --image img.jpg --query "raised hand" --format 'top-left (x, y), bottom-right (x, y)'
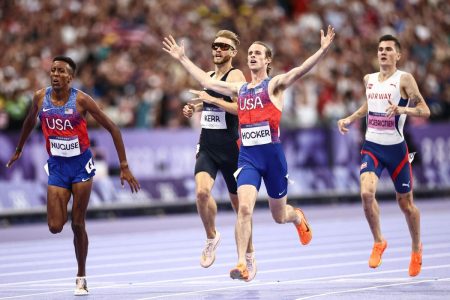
top-left (320, 25), bottom-right (336, 52)
top-left (162, 35), bottom-right (185, 60)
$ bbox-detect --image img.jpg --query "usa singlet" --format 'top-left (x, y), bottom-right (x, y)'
top-left (238, 77), bottom-right (281, 146)
top-left (235, 77), bottom-right (288, 199)
top-left (39, 87), bottom-right (95, 189)
top-left (40, 87), bottom-right (90, 157)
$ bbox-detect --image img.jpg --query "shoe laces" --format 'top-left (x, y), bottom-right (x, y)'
top-left (203, 239), bottom-right (215, 257)
top-left (245, 254), bottom-right (254, 269)
top-left (76, 278), bottom-right (86, 289)
top-left (373, 242), bottom-right (385, 254)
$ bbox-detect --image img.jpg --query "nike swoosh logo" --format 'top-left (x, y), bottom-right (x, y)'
top-left (81, 178), bottom-right (91, 182)
top-left (278, 190), bottom-right (286, 196)
top-left (43, 108), bottom-right (56, 112)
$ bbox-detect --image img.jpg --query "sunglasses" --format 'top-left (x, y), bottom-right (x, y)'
top-left (211, 42), bottom-right (234, 51)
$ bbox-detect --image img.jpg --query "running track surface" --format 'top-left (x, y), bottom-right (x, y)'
top-left (0, 198), bottom-right (449, 300)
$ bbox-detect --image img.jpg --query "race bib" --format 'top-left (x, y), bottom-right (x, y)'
top-left (240, 121), bottom-right (272, 146)
top-left (49, 136), bottom-right (81, 157)
top-left (200, 107), bottom-right (227, 129)
top-left (367, 113), bottom-right (395, 132)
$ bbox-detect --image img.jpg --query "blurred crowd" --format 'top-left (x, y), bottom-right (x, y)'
top-left (0, 0), bottom-right (449, 131)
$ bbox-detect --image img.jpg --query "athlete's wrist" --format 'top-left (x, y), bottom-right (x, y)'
top-left (119, 161), bottom-right (129, 169)
top-left (15, 147), bottom-right (22, 153)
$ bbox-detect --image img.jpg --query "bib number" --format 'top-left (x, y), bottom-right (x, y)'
top-left (240, 121), bottom-right (272, 146)
top-left (201, 108), bottom-right (227, 129)
top-left (49, 136), bottom-right (81, 157)
top-left (85, 158), bottom-right (95, 174)
top-left (367, 113), bottom-right (395, 133)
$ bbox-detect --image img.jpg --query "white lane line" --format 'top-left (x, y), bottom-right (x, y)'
top-left (2, 239), bottom-right (450, 277)
top-left (2, 246), bottom-right (450, 280)
top-left (295, 277), bottom-right (450, 299)
top-left (2, 264), bottom-right (449, 300)
top-left (134, 265), bottom-right (450, 300)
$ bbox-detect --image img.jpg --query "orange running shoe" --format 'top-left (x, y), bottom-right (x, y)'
top-left (230, 263), bottom-right (249, 280)
top-left (294, 208), bottom-right (312, 245)
top-left (409, 243), bottom-right (423, 277)
top-left (369, 240), bottom-right (387, 268)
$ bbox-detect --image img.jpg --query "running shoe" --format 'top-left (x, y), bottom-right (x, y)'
top-left (200, 231), bottom-right (221, 268)
top-left (230, 263), bottom-right (249, 280)
top-left (369, 240), bottom-right (387, 268)
top-left (245, 252), bottom-right (257, 282)
top-left (409, 243), bottom-right (423, 277)
top-left (294, 208), bottom-right (312, 245)
top-left (74, 277), bottom-right (89, 296)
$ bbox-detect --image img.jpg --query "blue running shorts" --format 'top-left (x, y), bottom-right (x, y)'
top-left (45, 148), bottom-right (96, 189)
top-left (360, 140), bottom-right (412, 193)
top-left (235, 143), bottom-right (289, 199)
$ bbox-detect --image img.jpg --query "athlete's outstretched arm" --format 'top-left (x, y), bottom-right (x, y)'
top-left (162, 35), bottom-right (244, 97)
top-left (188, 69), bottom-right (245, 115)
top-left (78, 92), bottom-right (140, 193)
top-left (386, 73), bottom-right (431, 118)
top-left (270, 26), bottom-right (335, 92)
top-left (6, 90), bottom-right (43, 167)
top-left (189, 90), bottom-right (238, 115)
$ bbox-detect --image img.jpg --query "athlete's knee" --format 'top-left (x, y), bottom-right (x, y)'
top-left (48, 222), bottom-right (64, 234)
top-left (361, 189), bottom-right (376, 202)
top-left (71, 221), bottom-right (86, 234)
top-left (397, 193), bottom-right (415, 213)
top-left (238, 203), bottom-right (253, 220)
top-left (196, 187), bottom-right (211, 203)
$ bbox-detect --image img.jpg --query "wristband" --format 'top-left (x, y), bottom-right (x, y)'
top-left (15, 147), bottom-right (22, 153)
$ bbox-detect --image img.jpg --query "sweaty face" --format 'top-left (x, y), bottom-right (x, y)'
top-left (211, 37), bottom-right (236, 65)
top-left (50, 61), bottom-right (73, 90)
top-left (247, 43), bottom-right (270, 72)
top-left (377, 41), bottom-right (400, 67)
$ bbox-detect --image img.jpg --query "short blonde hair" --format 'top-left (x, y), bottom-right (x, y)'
top-left (215, 30), bottom-right (240, 49)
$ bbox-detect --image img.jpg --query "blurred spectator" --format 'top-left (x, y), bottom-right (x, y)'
top-left (0, 0), bottom-right (448, 132)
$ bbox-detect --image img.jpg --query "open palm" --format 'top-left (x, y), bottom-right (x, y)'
top-left (321, 25), bottom-right (335, 51)
top-left (162, 35), bottom-right (185, 60)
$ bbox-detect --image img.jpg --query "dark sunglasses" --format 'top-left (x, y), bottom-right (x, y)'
top-left (211, 42), bottom-right (234, 51)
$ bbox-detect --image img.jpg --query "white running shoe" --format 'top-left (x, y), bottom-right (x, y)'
top-left (74, 277), bottom-right (89, 296)
top-left (200, 231), bottom-right (221, 268)
top-left (245, 252), bottom-right (257, 282)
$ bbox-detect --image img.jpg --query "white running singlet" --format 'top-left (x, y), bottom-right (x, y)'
top-left (365, 70), bottom-right (409, 145)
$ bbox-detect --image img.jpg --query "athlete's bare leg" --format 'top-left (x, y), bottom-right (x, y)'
top-left (397, 191), bottom-right (421, 251)
top-left (71, 180), bottom-right (92, 277)
top-left (195, 172), bottom-right (217, 239)
top-left (47, 185), bottom-right (71, 234)
top-left (235, 185), bottom-right (257, 265)
top-left (360, 172), bottom-right (384, 242)
top-left (268, 195), bottom-right (300, 224)
top-left (229, 192), bottom-right (254, 254)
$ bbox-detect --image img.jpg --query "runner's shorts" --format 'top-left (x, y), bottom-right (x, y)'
top-left (195, 141), bottom-right (239, 194)
top-left (360, 140), bottom-right (412, 193)
top-left (235, 143), bottom-right (288, 199)
top-left (46, 148), bottom-right (96, 189)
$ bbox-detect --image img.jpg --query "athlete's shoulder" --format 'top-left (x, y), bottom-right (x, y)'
top-left (227, 68), bottom-right (246, 82)
top-left (399, 71), bottom-right (416, 87)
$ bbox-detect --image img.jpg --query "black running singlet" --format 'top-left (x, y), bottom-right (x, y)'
top-left (199, 68), bottom-right (239, 146)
